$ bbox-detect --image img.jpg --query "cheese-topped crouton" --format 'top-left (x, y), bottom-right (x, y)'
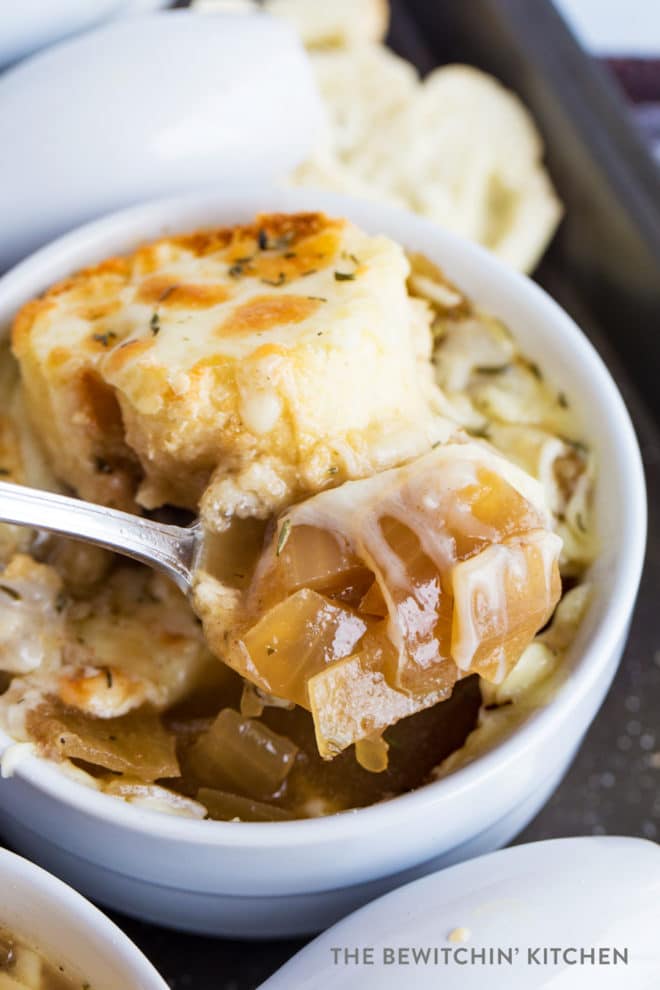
top-left (12, 213), bottom-right (449, 522)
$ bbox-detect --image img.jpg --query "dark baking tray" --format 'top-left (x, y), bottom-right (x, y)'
top-left (4, 1), bottom-right (660, 986)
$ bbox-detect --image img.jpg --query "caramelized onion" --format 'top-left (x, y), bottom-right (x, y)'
top-left (188, 708), bottom-right (298, 798)
top-left (196, 443), bottom-right (562, 764)
top-left (378, 516), bottom-right (455, 695)
top-left (198, 787), bottom-right (294, 822)
top-left (308, 632), bottom-right (457, 759)
top-left (27, 698), bottom-right (179, 780)
top-left (236, 588), bottom-right (367, 706)
top-left (274, 524), bottom-right (364, 595)
top-left (451, 529), bottom-right (562, 681)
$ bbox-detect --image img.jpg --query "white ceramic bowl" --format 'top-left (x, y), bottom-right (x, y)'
top-left (0, 846), bottom-right (167, 988)
top-left (0, 0), bottom-right (171, 70)
top-left (0, 188), bottom-right (647, 937)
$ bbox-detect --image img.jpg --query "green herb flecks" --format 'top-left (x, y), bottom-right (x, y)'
top-left (524, 359), bottom-right (543, 381)
top-left (474, 364), bottom-right (511, 376)
top-left (261, 273), bottom-right (286, 287)
top-left (150, 312), bottom-right (161, 336)
top-left (0, 585), bottom-right (21, 601)
top-left (334, 271), bottom-right (355, 282)
top-left (466, 424), bottom-right (491, 440)
top-left (92, 331), bottom-right (117, 347)
top-left (276, 518), bottom-right (292, 556)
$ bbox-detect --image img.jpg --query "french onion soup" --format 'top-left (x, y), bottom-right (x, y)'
top-left (0, 212), bottom-right (595, 820)
top-left (0, 927), bottom-right (84, 990)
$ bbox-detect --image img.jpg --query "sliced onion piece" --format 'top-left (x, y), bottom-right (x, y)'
top-left (450, 529), bottom-right (562, 682)
top-left (235, 588), bottom-right (367, 706)
top-left (198, 787), bottom-right (294, 822)
top-left (264, 524), bottom-right (370, 600)
top-left (358, 580), bottom-right (388, 617)
top-left (197, 442), bottom-right (562, 763)
top-left (378, 516), bottom-right (455, 695)
top-left (308, 633), bottom-right (457, 759)
top-left (26, 698), bottom-right (179, 780)
top-left (456, 467), bottom-right (548, 551)
top-left (188, 708), bottom-right (298, 798)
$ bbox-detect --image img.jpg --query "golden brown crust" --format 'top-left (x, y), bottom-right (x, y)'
top-left (102, 338), bottom-right (156, 374)
top-left (11, 262), bottom-right (129, 352)
top-left (218, 294), bottom-right (322, 337)
top-left (136, 277), bottom-right (232, 309)
top-left (11, 297), bottom-right (54, 350)
top-left (172, 212), bottom-right (342, 257)
top-left (11, 213), bottom-right (341, 352)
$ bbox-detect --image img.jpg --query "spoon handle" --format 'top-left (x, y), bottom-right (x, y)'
top-left (0, 481), bottom-right (197, 595)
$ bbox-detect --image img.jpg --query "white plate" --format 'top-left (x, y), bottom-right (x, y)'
top-left (261, 837), bottom-right (660, 989)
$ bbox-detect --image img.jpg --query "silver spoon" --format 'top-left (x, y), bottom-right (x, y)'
top-left (0, 480), bottom-right (202, 595)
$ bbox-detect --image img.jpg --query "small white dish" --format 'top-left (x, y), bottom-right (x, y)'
top-left (0, 187), bottom-right (646, 936)
top-left (0, 12), bottom-right (321, 271)
top-left (260, 836), bottom-right (660, 989)
top-left (0, 845), bottom-right (167, 989)
top-left (0, 0), bottom-right (171, 70)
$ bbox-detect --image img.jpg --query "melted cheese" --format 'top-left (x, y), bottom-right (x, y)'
top-left (194, 439), bottom-right (561, 755)
top-left (0, 564), bottom-right (218, 727)
top-left (273, 441), bottom-right (557, 680)
top-left (0, 555), bottom-right (64, 676)
top-left (197, 439), bottom-right (554, 635)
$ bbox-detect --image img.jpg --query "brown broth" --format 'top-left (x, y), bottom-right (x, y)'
top-left (0, 927), bottom-right (87, 990)
top-left (163, 671), bottom-right (481, 818)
